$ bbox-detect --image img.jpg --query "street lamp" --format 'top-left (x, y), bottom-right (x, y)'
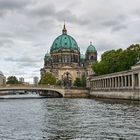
top-left (66, 70), bottom-right (69, 88)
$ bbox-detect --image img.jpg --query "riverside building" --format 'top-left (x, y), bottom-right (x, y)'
top-left (0, 71), bottom-right (6, 86)
top-left (40, 24), bottom-right (97, 86)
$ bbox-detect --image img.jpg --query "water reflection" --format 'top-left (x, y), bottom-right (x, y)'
top-left (0, 98), bottom-right (140, 139)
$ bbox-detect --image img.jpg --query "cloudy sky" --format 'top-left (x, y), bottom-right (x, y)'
top-left (0, 0), bottom-right (140, 83)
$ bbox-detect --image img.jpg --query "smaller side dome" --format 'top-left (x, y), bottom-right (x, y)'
top-left (44, 53), bottom-right (51, 61)
top-left (86, 42), bottom-right (96, 52)
top-left (0, 71), bottom-right (4, 76)
top-left (80, 54), bottom-right (85, 60)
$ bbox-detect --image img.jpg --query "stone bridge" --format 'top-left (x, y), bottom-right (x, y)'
top-left (0, 86), bottom-right (65, 97)
top-left (0, 86), bottom-right (89, 98)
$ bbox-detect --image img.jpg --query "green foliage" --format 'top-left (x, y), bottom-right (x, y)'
top-left (56, 80), bottom-right (62, 86)
top-left (6, 76), bottom-right (19, 84)
top-left (74, 76), bottom-right (86, 87)
top-left (74, 77), bottom-right (81, 87)
top-left (39, 72), bottom-right (56, 85)
top-left (81, 75), bottom-right (86, 87)
top-left (93, 44), bottom-right (140, 75)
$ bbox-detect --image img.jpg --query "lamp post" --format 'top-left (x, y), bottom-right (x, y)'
top-left (66, 70), bottom-right (70, 88)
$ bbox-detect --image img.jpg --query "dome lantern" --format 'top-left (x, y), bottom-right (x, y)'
top-left (62, 22), bottom-right (67, 34)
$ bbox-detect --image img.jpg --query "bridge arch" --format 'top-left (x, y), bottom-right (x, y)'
top-left (0, 87), bottom-right (65, 98)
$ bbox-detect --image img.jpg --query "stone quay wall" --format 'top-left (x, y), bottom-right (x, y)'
top-left (65, 88), bottom-right (89, 98)
top-left (89, 63), bottom-right (140, 100)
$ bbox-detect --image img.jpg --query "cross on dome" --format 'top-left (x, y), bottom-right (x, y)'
top-left (62, 21), bottom-right (67, 34)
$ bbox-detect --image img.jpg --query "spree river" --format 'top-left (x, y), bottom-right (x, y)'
top-left (0, 98), bottom-right (140, 140)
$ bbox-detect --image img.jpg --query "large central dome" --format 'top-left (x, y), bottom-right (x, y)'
top-left (50, 24), bottom-right (79, 52)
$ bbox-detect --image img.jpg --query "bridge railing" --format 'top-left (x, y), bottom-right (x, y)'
top-left (0, 84), bottom-right (65, 89)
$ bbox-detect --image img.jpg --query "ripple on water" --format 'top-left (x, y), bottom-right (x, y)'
top-left (0, 98), bottom-right (140, 139)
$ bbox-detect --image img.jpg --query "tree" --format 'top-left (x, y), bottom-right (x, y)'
top-left (73, 76), bottom-right (86, 87)
top-left (81, 75), bottom-right (86, 87)
top-left (39, 72), bottom-right (56, 85)
top-left (92, 44), bottom-right (140, 76)
top-left (73, 77), bottom-right (81, 87)
top-left (6, 76), bottom-right (19, 84)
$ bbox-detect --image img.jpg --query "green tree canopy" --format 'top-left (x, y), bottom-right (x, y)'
top-left (73, 76), bottom-right (86, 87)
top-left (81, 75), bottom-right (86, 87)
top-left (39, 72), bottom-right (57, 85)
top-left (6, 76), bottom-right (19, 84)
top-left (73, 77), bottom-right (81, 87)
top-left (92, 44), bottom-right (140, 76)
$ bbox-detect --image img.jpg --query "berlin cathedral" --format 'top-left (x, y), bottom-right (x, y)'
top-left (40, 23), bottom-right (97, 86)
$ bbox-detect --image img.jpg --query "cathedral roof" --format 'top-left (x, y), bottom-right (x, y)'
top-left (86, 42), bottom-right (96, 53)
top-left (50, 23), bottom-right (79, 52)
top-left (80, 54), bottom-right (85, 60)
top-left (44, 53), bottom-right (51, 60)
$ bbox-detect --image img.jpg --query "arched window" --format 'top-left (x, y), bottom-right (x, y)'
top-left (62, 55), bottom-right (64, 62)
top-left (90, 56), bottom-right (93, 60)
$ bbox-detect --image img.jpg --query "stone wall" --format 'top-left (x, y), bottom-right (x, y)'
top-left (89, 62), bottom-right (140, 100)
top-left (90, 91), bottom-right (140, 101)
top-left (64, 88), bottom-right (89, 98)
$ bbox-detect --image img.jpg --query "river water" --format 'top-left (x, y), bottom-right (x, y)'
top-left (0, 98), bottom-right (140, 140)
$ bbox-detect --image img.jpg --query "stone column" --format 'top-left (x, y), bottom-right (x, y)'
top-left (109, 78), bottom-right (112, 88)
top-left (101, 80), bottom-right (103, 88)
top-left (119, 76), bottom-right (121, 88)
top-left (121, 76), bottom-right (123, 88)
top-left (105, 79), bottom-right (106, 88)
top-left (112, 77), bottom-right (114, 88)
top-left (102, 79), bottom-right (104, 88)
top-left (124, 76), bottom-right (127, 87)
top-left (128, 75), bottom-right (131, 88)
top-left (107, 78), bottom-right (109, 89)
top-left (138, 72), bottom-right (140, 88)
top-left (118, 77), bottom-right (120, 88)
top-left (115, 77), bottom-right (117, 88)
top-left (99, 80), bottom-right (101, 88)
top-left (96, 80), bottom-right (98, 88)
top-left (132, 74), bottom-right (135, 89)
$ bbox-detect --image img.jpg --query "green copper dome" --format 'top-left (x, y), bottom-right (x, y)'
top-left (50, 24), bottom-right (79, 52)
top-left (86, 42), bottom-right (96, 52)
top-left (80, 54), bottom-right (85, 60)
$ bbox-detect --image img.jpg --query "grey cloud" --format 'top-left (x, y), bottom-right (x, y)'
top-left (18, 62), bottom-right (39, 68)
top-left (7, 71), bottom-right (27, 76)
top-left (4, 56), bottom-right (41, 63)
top-left (112, 24), bottom-right (127, 32)
top-left (26, 4), bottom-right (88, 25)
top-left (0, 31), bottom-right (15, 38)
top-left (0, 38), bottom-right (14, 48)
top-left (0, 0), bottom-right (29, 10)
top-left (95, 14), bottom-right (128, 32)
top-left (25, 4), bottom-right (55, 17)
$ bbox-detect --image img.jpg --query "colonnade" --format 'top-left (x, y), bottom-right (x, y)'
top-left (90, 72), bottom-right (140, 91)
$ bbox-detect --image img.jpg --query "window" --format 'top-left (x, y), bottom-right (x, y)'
top-left (90, 56), bottom-right (93, 60)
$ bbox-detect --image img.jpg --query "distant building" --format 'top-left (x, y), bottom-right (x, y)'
top-left (19, 77), bottom-right (24, 83)
top-left (0, 71), bottom-right (6, 86)
top-left (33, 77), bottom-right (39, 85)
top-left (40, 23), bottom-right (97, 86)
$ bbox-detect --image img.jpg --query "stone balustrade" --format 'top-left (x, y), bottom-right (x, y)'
top-left (89, 62), bottom-right (140, 91)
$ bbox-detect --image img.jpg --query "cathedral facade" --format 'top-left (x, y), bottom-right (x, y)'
top-left (40, 24), bottom-right (97, 86)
